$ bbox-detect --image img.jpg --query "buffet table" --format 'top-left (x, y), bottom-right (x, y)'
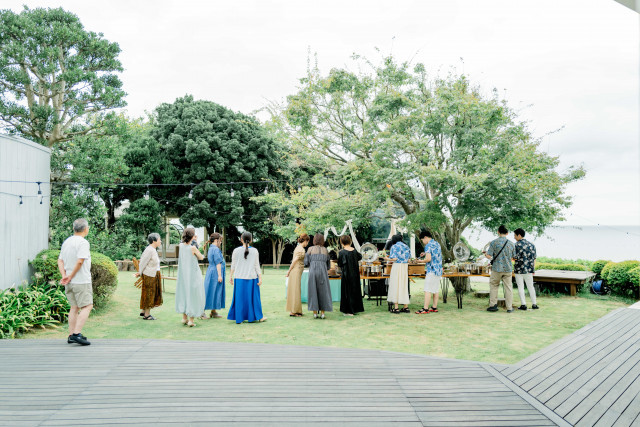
top-left (300, 270), bottom-right (342, 302)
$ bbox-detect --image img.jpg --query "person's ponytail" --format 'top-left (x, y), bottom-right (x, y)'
top-left (241, 231), bottom-right (252, 259)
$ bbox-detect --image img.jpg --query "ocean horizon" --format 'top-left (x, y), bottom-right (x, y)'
top-left (463, 225), bottom-right (640, 263)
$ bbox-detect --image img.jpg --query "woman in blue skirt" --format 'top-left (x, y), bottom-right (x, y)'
top-left (227, 231), bottom-right (266, 324)
top-left (203, 232), bottom-right (225, 319)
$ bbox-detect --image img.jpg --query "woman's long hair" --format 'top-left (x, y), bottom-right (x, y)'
top-left (241, 231), bottom-right (252, 259)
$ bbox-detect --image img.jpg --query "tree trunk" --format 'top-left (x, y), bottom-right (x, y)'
top-left (271, 238), bottom-right (277, 267)
top-left (276, 238), bottom-right (286, 267)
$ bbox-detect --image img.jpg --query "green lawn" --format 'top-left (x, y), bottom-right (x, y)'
top-left (23, 269), bottom-right (630, 364)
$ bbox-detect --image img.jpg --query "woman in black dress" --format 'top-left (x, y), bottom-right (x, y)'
top-left (337, 235), bottom-right (364, 316)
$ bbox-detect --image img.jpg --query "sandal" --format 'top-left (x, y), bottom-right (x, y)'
top-left (415, 308), bottom-right (429, 314)
top-left (187, 321), bottom-right (196, 327)
top-left (143, 315), bottom-right (156, 320)
top-left (400, 307), bottom-right (410, 313)
top-left (390, 308), bottom-right (400, 314)
top-left (429, 307), bottom-right (438, 313)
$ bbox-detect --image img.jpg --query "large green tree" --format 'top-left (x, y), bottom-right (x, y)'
top-left (278, 55), bottom-right (585, 263)
top-left (141, 95), bottom-right (285, 235)
top-left (0, 6), bottom-right (126, 146)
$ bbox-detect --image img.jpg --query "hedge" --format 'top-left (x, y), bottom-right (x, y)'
top-left (629, 266), bottom-right (640, 287)
top-left (591, 260), bottom-right (611, 277)
top-left (31, 249), bottom-right (118, 309)
top-left (601, 260), bottom-right (640, 297)
top-left (535, 262), bottom-right (590, 272)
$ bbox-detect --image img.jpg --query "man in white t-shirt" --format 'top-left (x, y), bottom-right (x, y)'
top-left (57, 218), bottom-right (93, 346)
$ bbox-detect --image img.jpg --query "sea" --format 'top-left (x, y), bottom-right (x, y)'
top-left (462, 225), bottom-right (640, 262)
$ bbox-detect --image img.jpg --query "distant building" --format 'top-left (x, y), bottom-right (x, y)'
top-left (0, 135), bottom-right (51, 289)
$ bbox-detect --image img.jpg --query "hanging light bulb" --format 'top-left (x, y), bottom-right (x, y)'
top-left (230, 188), bottom-right (234, 198)
top-left (188, 189), bottom-right (193, 199)
top-left (19, 196), bottom-right (23, 205)
top-left (37, 182), bottom-right (42, 195)
top-left (144, 188), bottom-right (150, 200)
top-left (39, 196), bottom-right (43, 205)
top-left (264, 186), bottom-right (268, 195)
top-left (298, 186), bottom-right (302, 192)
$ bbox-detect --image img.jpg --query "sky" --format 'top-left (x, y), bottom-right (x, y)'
top-left (4, 0), bottom-right (640, 227)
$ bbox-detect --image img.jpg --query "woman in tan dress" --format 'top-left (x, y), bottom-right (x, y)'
top-left (285, 234), bottom-right (310, 317)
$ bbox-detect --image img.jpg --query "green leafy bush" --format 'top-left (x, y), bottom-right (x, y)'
top-left (600, 262), bottom-right (617, 282)
top-left (602, 261), bottom-right (640, 297)
top-left (0, 282), bottom-right (69, 339)
top-left (629, 266), bottom-right (639, 287)
top-left (591, 260), bottom-right (611, 277)
top-left (31, 249), bottom-right (118, 309)
top-left (535, 262), bottom-right (589, 271)
top-left (536, 257), bottom-right (593, 269)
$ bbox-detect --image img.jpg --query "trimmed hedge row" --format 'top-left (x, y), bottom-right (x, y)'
top-left (535, 262), bottom-right (589, 272)
top-left (30, 250), bottom-right (118, 309)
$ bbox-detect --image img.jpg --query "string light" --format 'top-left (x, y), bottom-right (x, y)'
top-left (39, 196), bottom-right (43, 205)
top-left (230, 188), bottom-right (234, 198)
top-left (37, 182), bottom-right (42, 195)
top-left (188, 189), bottom-right (193, 199)
top-left (264, 186), bottom-right (268, 195)
top-left (19, 196), bottom-right (23, 205)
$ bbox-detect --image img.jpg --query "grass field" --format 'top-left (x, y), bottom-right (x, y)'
top-left (23, 268), bottom-right (630, 364)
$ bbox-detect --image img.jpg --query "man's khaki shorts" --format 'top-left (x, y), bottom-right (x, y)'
top-left (65, 283), bottom-right (93, 308)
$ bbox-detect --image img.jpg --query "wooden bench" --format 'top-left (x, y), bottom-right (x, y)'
top-left (532, 269), bottom-right (596, 296)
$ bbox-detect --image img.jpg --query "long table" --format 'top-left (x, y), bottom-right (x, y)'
top-left (300, 270), bottom-right (342, 302)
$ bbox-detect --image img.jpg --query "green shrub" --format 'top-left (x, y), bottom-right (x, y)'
top-left (31, 249), bottom-right (118, 309)
top-left (0, 282), bottom-right (70, 339)
top-left (600, 262), bottom-right (617, 281)
top-left (591, 260), bottom-right (611, 277)
top-left (629, 266), bottom-right (640, 287)
top-left (603, 260), bottom-right (640, 297)
top-left (536, 257), bottom-right (593, 268)
top-left (535, 262), bottom-right (589, 271)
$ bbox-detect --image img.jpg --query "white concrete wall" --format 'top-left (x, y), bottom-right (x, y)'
top-left (0, 135), bottom-right (51, 289)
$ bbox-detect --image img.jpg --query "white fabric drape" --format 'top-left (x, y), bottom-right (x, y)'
top-left (323, 219), bottom-right (361, 251)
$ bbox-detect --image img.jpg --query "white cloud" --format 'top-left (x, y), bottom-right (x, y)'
top-left (3, 0), bottom-right (639, 225)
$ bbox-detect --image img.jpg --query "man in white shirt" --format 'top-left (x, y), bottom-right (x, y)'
top-left (57, 218), bottom-right (93, 345)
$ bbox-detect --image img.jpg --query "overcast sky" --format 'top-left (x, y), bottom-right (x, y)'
top-left (5, 0), bottom-right (639, 226)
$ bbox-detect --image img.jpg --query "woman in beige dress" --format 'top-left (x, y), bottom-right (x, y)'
top-left (285, 234), bottom-right (310, 317)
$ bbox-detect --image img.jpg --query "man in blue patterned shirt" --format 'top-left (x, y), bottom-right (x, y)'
top-left (485, 225), bottom-right (516, 312)
top-left (514, 228), bottom-right (538, 310)
top-left (416, 230), bottom-right (443, 314)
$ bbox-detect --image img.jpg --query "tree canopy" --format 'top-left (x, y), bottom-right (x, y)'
top-left (131, 95), bottom-right (285, 234)
top-left (0, 6), bottom-right (126, 146)
top-left (277, 55), bottom-right (585, 260)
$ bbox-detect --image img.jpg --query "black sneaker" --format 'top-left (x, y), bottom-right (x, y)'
top-left (532, 304), bottom-right (539, 309)
top-left (518, 305), bottom-right (527, 311)
top-left (487, 304), bottom-right (499, 312)
top-left (68, 333), bottom-right (91, 346)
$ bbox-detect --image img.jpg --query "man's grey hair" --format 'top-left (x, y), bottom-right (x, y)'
top-left (147, 233), bottom-right (161, 244)
top-left (73, 218), bottom-right (89, 233)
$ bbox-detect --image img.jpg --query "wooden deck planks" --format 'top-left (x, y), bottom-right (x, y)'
top-left (3, 308), bottom-right (640, 426)
top-left (0, 339), bottom-right (556, 427)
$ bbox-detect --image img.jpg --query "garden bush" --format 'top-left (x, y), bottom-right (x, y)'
top-left (31, 249), bottom-right (118, 309)
top-left (536, 257), bottom-right (593, 268)
top-left (600, 261), bottom-right (617, 282)
top-left (602, 260), bottom-right (640, 297)
top-left (535, 262), bottom-right (590, 271)
top-left (0, 282), bottom-right (69, 339)
top-left (591, 260), bottom-right (611, 277)
top-left (629, 266), bottom-right (639, 287)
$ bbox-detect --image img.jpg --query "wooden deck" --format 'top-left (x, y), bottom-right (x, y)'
top-left (1, 306), bottom-right (639, 426)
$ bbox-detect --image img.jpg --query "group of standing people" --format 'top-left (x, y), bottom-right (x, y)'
top-left (285, 233), bottom-right (364, 318)
top-left (485, 225), bottom-right (538, 312)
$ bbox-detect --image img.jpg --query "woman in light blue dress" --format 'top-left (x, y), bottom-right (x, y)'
top-left (227, 231), bottom-right (265, 324)
top-left (175, 228), bottom-right (205, 327)
top-left (203, 232), bottom-right (225, 318)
